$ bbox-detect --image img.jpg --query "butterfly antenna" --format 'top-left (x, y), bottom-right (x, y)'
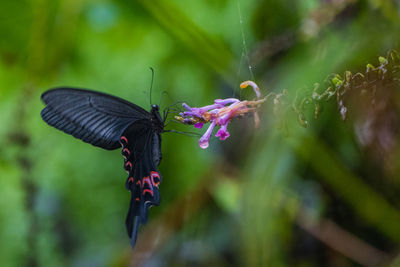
top-left (149, 67), bottom-right (155, 106)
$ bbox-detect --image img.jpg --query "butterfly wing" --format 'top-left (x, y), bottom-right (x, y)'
top-left (41, 88), bottom-right (151, 150)
top-left (120, 121), bottom-right (162, 246)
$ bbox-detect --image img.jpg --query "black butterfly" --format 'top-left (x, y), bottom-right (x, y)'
top-left (40, 87), bottom-right (165, 247)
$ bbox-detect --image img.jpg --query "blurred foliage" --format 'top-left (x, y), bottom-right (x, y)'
top-left (1, 0), bottom-right (400, 266)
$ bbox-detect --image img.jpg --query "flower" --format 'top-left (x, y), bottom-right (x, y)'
top-left (175, 81), bottom-right (266, 149)
top-left (240, 80), bottom-right (261, 98)
top-left (215, 123), bottom-right (230, 140)
top-left (194, 122), bottom-right (204, 129)
top-left (198, 121), bottom-right (216, 149)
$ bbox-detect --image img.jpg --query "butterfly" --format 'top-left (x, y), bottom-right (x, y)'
top-left (40, 87), bottom-right (165, 247)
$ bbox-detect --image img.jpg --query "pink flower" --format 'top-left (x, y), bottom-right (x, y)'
top-left (215, 123), bottom-right (230, 140)
top-left (175, 80), bottom-right (265, 149)
top-left (198, 121), bottom-right (216, 149)
top-left (194, 122), bottom-right (204, 129)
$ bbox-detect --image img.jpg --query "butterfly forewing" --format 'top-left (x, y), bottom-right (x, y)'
top-left (41, 88), bottom-right (151, 150)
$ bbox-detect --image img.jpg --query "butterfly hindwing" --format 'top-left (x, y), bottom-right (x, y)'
top-left (120, 121), bottom-right (162, 246)
top-left (41, 88), bottom-right (151, 150)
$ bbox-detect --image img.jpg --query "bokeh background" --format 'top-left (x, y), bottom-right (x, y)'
top-left (1, 0), bottom-right (400, 266)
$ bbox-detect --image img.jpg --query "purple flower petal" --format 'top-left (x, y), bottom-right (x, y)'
top-left (214, 98), bottom-right (240, 106)
top-left (197, 104), bottom-right (224, 113)
top-left (194, 122), bottom-right (204, 129)
top-left (217, 111), bottom-right (234, 125)
top-left (182, 111), bottom-right (197, 117)
top-left (198, 121), bottom-right (216, 149)
top-left (215, 123), bottom-right (230, 141)
top-left (182, 103), bottom-right (192, 111)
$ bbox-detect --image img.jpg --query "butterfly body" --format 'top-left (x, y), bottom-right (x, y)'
top-left (41, 88), bottom-right (164, 247)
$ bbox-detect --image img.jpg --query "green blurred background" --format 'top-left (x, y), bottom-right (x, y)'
top-left (1, 0), bottom-right (400, 266)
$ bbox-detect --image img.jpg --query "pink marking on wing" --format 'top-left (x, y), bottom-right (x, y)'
top-left (150, 171), bottom-right (160, 187)
top-left (120, 136), bottom-right (128, 144)
top-left (128, 177), bottom-right (134, 184)
top-left (135, 197), bottom-right (140, 202)
top-left (125, 161), bottom-right (132, 169)
top-left (142, 176), bottom-right (153, 189)
top-left (143, 189), bottom-right (154, 196)
top-left (123, 148), bottom-right (130, 155)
